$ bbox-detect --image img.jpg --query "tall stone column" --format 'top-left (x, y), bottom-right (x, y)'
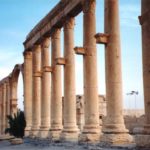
top-left (134, 0), bottom-right (150, 147)
top-left (39, 37), bottom-right (51, 138)
top-left (0, 85), bottom-right (2, 134)
top-left (2, 83), bottom-right (6, 133)
top-left (101, 0), bottom-right (133, 144)
top-left (31, 45), bottom-right (42, 137)
top-left (50, 29), bottom-right (62, 140)
top-left (23, 50), bottom-right (33, 136)
top-left (141, 0), bottom-right (150, 133)
top-left (79, 0), bottom-right (100, 142)
top-left (61, 17), bottom-right (79, 141)
top-left (6, 81), bottom-right (10, 128)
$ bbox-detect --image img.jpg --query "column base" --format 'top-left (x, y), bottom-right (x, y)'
top-left (39, 127), bottom-right (50, 138)
top-left (79, 124), bottom-right (101, 143)
top-left (49, 129), bottom-right (62, 141)
top-left (25, 126), bottom-right (32, 137)
top-left (60, 126), bottom-right (79, 142)
top-left (30, 127), bottom-right (40, 138)
top-left (101, 124), bottom-right (134, 145)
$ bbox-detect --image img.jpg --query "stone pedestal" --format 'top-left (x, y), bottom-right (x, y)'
top-left (80, 0), bottom-right (100, 143)
top-left (39, 37), bottom-right (51, 138)
top-left (23, 51), bottom-right (33, 137)
top-left (50, 29), bottom-right (63, 141)
top-left (60, 17), bottom-right (79, 142)
top-left (31, 45), bottom-right (42, 137)
top-left (101, 0), bottom-right (133, 144)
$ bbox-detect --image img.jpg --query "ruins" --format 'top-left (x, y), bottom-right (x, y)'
top-left (0, 0), bottom-right (150, 147)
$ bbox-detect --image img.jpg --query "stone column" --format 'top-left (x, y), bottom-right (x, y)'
top-left (101, 0), bottom-right (133, 144)
top-left (39, 37), bottom-right (51, 138)
top-left (2, 83), bottom-right (6, 133)
top-left (79, 0), bottom-right (100, 142)
top-left (31, 45), bottom-right (42, 137)
top-left (6, 81), bottom-right (10, 127)
top-left (61, 17), bottom-right (79, 141)
top-left (141, 0), bottom-right (150, 133)
top-left (0, 85), bottom-right (2, 134)
top-left (23, 50), bottom-right (33, 136)
top-left (50, 29), bottom-right (63, 140)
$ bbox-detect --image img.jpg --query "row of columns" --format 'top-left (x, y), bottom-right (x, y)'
top-left (22, 0), bottom-right (132, 143)
top-left (0, 80), bottom-right (15, 134)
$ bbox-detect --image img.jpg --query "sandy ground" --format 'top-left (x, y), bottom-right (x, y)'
top-left (0, 138), bottom-right (147, 150)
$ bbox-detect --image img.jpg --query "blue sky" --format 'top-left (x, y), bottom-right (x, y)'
top-left (0, 0), bottom-right (143, 110)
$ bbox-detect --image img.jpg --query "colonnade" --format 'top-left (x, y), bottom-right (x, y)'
top-left (0, 0), bottom-right (149, 145)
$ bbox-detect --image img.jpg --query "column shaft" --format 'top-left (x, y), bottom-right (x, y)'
top-left (23, 51), bottom-right (33, 136)
top-left (80, 0), bottom-right (100, 142)
top-left (6, 81), bottom-right (10, 128)
top-left (61, 17), bottom-right (78, 141)
top-left (0, 86), bottom-right (2, 134)
top-left (141, 0), bottom-right (150, 132)
top-left (40, 37), bottom-right (51, 138)
top-left (32, 45), bottom-right (42, 137)
top-left (50, 29), bottom-right (62, 140)
top-left (101, 0), bottom-right (133, 144)
top-left (2, 83), bottom-right (7, 133)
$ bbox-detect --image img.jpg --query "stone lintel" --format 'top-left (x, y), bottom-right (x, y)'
top-left (139, 10), bottom-right (150, 25)
top-left (33, 71), bottom-right (42, 77)
top-left (95, 33), bottom-right (109, 44)
top-left (43, 66), bottom-right (52, 72)
top-left (74, 47), bottom-right (85, 55)
top-left (55, 58), bottom-right (66, 65)
top-left (24, 0), bottom-right (82, 50)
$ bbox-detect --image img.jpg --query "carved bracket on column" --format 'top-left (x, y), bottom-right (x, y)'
top-left (33, 71), bottom-right (42, 77)
top-left (139, 10), bottom-right (150, 25)
top-left (74, 47), bottom-right (85, 55)
top-left (43, 66), bottom-right (52, 72)
top-left (55, 58), bottom-right (66, 65)
top-left (95, 33), bottom-right (109, 44)
top-left (10, 98), bottom-right (17, 106)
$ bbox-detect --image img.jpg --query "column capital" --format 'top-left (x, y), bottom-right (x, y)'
top-left (64, 17), bottom-right (75, 29)
top-left (82, 0), bottom-right (96, 14)
top-left (42, 37), bottom-right (50, 48)
top-left (33, 44), bottom-right (41, 52)
top-left (51, 28), bottom-right (61, 39)
top-left (23, 51), bottom-right (32, 59)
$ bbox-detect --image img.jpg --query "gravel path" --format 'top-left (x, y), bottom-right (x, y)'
top-left (0, 138), bottom-right (147, 150)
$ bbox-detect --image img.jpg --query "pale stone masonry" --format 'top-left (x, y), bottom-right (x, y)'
top-left (0, 0), bottom-right (149, 147)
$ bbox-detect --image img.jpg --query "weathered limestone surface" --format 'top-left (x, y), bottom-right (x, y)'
top-left (23, 51), bottom-right (33, 136)
top-left (2, 83), bottom-right (6, 133)
top-left (0, 86), bottom-right (2, 134)
top-left (50, 29), bottom-right (63, 141)
top-left (60, 17), bottom-right (79, 141)
top-left (31, 45), bottom-right (42, 137)
top-left (39, 37), bottom-right (51, 138)
top-left (101, 0), bottom-right (133, 144)
top-left (134, 0), bottom-right (150, 147)
top-left (80, 0), bottom-right (100, 143)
